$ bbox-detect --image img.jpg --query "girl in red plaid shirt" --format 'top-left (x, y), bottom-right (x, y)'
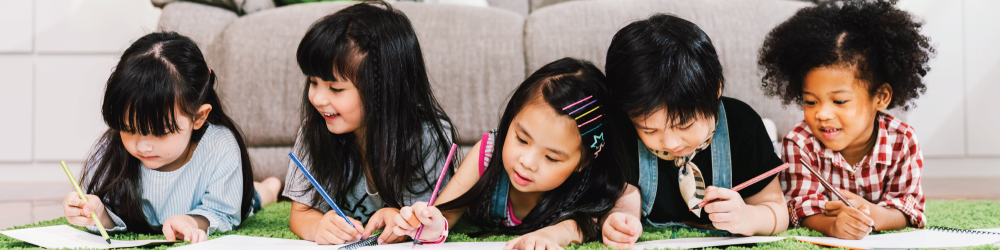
top-left (758, 0), bottom-right (934, 240)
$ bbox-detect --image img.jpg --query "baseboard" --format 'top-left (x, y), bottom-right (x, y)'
top-left (923, 157), bottom-right (1000, 178)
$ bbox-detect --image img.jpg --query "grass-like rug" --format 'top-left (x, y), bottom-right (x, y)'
top-left (2, 200), bottom-right (999, 249)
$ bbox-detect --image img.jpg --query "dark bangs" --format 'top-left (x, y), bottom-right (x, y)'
top-left (296, 15), bottom-right (365, 84)
top-left (103, 55), bottom-right (191, 137)
top-left (605, 14), bottom-right (724, 127)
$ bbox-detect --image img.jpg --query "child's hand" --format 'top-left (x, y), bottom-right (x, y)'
top-left (62, 192), bottom-right (106, 227)
top-left (364, 207), bottom-right (407, 244)
top-left (825, 201), bottom-right (874, 239)
top-left (313, 210), bottom-right (364, 245)
top-left (392, 202), bottom-right (446, 242)
top-left (163, 215), bottom-right (207, 243)
top-left (504, 230), bottom-right (564, 250)
top-left (825, 189), bottom-right (874, 216)
top-left (602, 212), bottom-right (641, 249)
top-left (703, 186), bottom-right (752, 235)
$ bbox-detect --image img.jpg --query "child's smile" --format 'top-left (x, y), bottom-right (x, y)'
top-left (802, 65), bottom-right (891, 164)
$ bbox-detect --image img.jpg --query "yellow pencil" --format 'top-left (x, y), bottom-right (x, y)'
top-left (61, 161), bottom-right (112, 246)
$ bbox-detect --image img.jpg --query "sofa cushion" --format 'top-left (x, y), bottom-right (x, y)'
top-left (524, 0), bottom-right (812, 136)
top-left (211, 2), bottom-right (525, 147)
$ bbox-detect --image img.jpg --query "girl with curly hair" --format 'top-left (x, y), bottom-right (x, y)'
top-left (758, 0), bottom-right (934, 240)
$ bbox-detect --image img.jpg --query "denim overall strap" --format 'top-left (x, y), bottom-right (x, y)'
top-left (638, 101), bottom-right (733, 227)
top-left (488, 172), bottom-right (511, 222)
top-left (710, 101), bottom-right (733, 189)
top-left (637, 139), bottom-right (659, 219)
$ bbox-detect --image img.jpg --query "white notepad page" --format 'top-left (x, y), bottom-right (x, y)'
top-left (794, 228), bottom-right (1000, 249)
top-left (632, 236), bottom-right (787, 249)
top-left (1, 225), bottom-right (179, 249)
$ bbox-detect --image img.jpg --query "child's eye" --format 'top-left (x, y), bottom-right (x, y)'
top-left (516, 135), bottom-right (527, 144)
top-left (803, 100), bottom-right (818, 105)
top-left (677, 123), bottom-right (694, 131)
top-left (642, 130), bottom-right (655, 135)
top-left (330, 87), bottom-right (344, 93)
top-left (308, 80), bottom-right (317, 85)
top-left (833, 100), bottom-right (848, 105)
top-left (545, 155), bottom-right (559, 163)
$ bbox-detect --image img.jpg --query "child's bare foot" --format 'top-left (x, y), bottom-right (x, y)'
top-left (253, 177), bottom-right (282, 207)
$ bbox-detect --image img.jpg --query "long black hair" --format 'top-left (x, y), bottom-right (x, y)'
top-left (435, 58), bottom-right (625, 242)
top-left (81, 31), bottom-right (255, 234)
top-left (293, 1), bottom-right (458, 213)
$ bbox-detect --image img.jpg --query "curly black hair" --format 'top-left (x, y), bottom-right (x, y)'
top-left (758, 0), bottom-right (934, 111)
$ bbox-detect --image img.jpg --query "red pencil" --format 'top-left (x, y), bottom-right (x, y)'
top-left (689, 163), bottom-right (790, 211)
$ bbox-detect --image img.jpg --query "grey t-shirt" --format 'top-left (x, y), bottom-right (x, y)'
top-left (281, 121), bottom-right (453, 222)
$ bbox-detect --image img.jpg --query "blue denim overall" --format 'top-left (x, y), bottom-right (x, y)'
top-left (638, 101), bottom-right (732, 228)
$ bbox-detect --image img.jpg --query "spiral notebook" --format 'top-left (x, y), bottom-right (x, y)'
top-left (168, 235), bottom-right (378, 250)
top-left (794, 227), bottom-right (1000, 249)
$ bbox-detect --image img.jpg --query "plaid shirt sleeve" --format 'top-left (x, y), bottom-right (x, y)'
top-left (874, 126), bottom-right (926, 228)
top-left (780, 136), bottom-right (827, 227)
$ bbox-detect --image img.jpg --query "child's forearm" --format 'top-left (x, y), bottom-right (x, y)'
top-left (289, 202), bottom-right (325, 240)
top-left (870, 205), bottom-right (909, 231)
top-left (189, 215), bottom-right (210, 232)
top-left (746, 202), bottom-right (789, 235)
top-left (547, 219), bottom-right (585, 246)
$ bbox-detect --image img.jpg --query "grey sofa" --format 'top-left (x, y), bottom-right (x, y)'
top-left (156, 0), bottom-right (899, 182)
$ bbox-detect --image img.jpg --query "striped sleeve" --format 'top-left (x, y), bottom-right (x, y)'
top-left (186, 130), bottom-right (244, 234)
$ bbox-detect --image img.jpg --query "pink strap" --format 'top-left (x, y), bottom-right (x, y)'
top-left (478, 133), bottom-right (489, 176)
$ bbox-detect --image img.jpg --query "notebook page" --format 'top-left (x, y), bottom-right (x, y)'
top-left (632, 236), bottom-right (787, 249)
top-left (1, 225), bottom-right (178, 249)
top-left (794, 229), bottom-right (1000, 249)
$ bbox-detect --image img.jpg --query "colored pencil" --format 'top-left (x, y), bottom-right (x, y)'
top-left (288, 153), bottom-right (356, 229)
top-left (689, 163), bottom-right (790, 211)
top-left (413, 143), bottom-right (458, 247)
top-left (799, 159), bottom-right (878, 231)
top-left (61, 161), bottom-right (112, 246)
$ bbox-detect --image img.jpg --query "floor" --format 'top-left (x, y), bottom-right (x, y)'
top-left (1, 178), bottom-right (998, 230)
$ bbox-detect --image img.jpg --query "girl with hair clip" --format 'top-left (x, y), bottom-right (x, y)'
top-left (760, 0), bottom-right (933, 240)
top-left (283, 1), bottom-right (459, 245)
top-left (62, 31), bottom-right (282, 243)
top-left (391, 58), bottom-right (627, 250)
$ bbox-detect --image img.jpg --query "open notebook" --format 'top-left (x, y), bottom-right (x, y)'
top-left (0, 225), bottom-right (180, 249)
top-left (794, 227), bottom-right (1000, 249)
top-left (169, 235), bottom-right (378, 250)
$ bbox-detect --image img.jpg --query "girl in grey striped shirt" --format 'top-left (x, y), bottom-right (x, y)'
top-left (284, 2), bottom-right (458, 246)
top-left (61, 32), bottom-right (282, 244)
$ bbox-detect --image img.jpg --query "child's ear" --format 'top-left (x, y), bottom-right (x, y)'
top-left (717, 82), bottom-right (723, 98)
top-left (873, 83), bottom-right (892, 111)
top-left (192, 104), bottom-right (213, 130)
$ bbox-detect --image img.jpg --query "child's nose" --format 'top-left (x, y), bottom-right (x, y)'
top-left (815, 104), bottom-right (835, 121)
top-left (136, 138), bottom-right (154, 153)
top-left (518, 153), bottom-right (538, 172)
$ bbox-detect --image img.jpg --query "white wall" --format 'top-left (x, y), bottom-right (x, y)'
top-left (0, 0), bottom-right (161, 182)
top-left (898, 0), bottom-right (1000, 177)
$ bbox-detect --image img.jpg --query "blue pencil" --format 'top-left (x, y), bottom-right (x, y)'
top-left (289, 152), bottom-right (356, 228)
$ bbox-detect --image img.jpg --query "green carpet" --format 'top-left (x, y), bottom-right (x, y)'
top-left (2, 200), bottom-right (998, 249)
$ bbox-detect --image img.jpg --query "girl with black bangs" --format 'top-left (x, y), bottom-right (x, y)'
top-left (283, 1), bottom-right (459, 246)
top-left (600, 14), bottom-right (789, 248)
top-left (390, 58), bottom-right (626, 250)
top-left (63, 31), bottom-right (282, 243)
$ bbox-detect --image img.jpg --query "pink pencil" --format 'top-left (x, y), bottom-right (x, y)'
top-left (413, 143), bottom-right (457, 247)
top-left (689, 163), bottom-right (790, 211)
